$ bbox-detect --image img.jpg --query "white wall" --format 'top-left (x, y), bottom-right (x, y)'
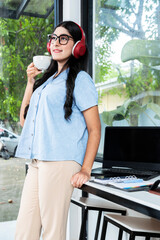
top-left (63, 0), bottom-right (81, 24)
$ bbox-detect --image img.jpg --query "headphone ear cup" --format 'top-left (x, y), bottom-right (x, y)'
top-left (72, 40), bottom-right (86, 59)
top-left (47, 41), bottom-right (51, 55)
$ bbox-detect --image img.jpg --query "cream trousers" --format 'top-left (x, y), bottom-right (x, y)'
top-left (15, 159), bottom-right (81, 240)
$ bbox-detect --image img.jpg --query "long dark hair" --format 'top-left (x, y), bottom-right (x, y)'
top-left (24, 21), bottom-right (89, 120)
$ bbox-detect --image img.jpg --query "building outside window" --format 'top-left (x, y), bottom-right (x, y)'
top-left (93, 0), bottom-right (160, 153)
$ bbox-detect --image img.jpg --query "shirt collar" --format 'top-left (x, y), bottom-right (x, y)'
top-left (52, 68), bottom-right (69, 83)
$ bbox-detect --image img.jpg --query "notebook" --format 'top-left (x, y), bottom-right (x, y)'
top-left (92, 176), bottom-right (155, 191)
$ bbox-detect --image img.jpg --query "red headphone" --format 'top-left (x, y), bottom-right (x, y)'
top-left (47, 23), bottom-right (86, 59)
top-left (72, 23), bottom-right (86, 59)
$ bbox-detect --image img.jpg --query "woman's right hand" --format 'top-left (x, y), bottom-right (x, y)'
top-left (26, 62), bottom-right (42, 84)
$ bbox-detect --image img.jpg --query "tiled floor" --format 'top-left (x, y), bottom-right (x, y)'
top-left (0, 221), bottom-right (44, 240)
top-left (0, 220), bottom-right (16, 240)
top-left (0, 220), bottom-right (72, 240)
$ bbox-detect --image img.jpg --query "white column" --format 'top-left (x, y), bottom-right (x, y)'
top-left (63, 0), bottom-right (81, 24)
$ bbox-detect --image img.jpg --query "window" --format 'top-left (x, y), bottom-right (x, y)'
top-left (0, 9), bottom-right (54, 224)
top-left (93, 0), bottom-right (160, 154)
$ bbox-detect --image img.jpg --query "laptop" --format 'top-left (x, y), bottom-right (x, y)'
top-left (91, 126), bottom-right (160, 180)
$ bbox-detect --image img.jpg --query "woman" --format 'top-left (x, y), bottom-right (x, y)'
top-left (15, 21), bottom-right (101, 240)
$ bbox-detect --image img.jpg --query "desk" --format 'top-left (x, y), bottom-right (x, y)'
top-left (81, 176), bottom-right (160, 220)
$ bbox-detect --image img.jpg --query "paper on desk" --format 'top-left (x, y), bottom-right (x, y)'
top-left (109, 180), bottom-right (154, 189)
top-left (93, 178), bottom-right (154, 189)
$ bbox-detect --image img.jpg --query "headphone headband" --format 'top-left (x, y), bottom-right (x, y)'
top-left (75, 23), bottom-right (85, 44)
top-left (72, 23), bottom-right (86, 59)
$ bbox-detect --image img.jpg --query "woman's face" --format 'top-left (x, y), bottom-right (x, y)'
top-left (50, 26), bottom-right (75, 65)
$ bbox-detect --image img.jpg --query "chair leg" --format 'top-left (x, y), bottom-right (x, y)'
top-left (118, 229), bottom-right (123, 240)
top-left (100, 218), bottom-right (108, 240)
top-left (117, 211), bottom-right (125, 240)
top-left (94, 210), bottom-right (102, 240)
top-left (145, 237), bottom-right (150, 240)
top-left (129, 233), bottom-right (135, 240)
top-left (79, 207), bottom-right (88, 240)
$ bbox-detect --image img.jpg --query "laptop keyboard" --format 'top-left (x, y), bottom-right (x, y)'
top-left (92, 167), bottom-right (159, 180)
top-left (103, 168), bottom-right (157, 175)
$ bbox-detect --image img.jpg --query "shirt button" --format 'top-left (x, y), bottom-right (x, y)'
top-left (35, 105), bottom-right (37, 108)
top-left (38, 93), bottom-right (40, 95)
top-left (33, 120), bottom-right (34, 123)
top-left (29, 147), bottom-right (31, 150)
top-left (31, 134), bottom-right (34, 136)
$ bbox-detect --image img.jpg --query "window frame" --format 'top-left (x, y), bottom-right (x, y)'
top-left (81, 0), bottom-right (93, 77)
top-left (54, 0), bottom-right (63, 27)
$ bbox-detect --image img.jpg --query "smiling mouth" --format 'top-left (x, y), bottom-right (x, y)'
top-left (53, 49), bottom-right (62, 53)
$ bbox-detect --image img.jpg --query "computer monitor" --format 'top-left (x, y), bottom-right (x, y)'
top-left (103, 126), bottom-right (160, 172)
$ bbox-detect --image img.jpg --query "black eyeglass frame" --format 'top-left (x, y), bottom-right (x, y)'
top-left (48, 34), bottom-right (73, 45)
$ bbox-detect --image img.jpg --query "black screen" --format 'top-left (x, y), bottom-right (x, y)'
top-left (103, 126), bottom-right (160, 172)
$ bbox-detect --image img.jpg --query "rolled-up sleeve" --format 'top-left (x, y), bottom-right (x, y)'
top-left (74, 71), bottom-right (98, 111)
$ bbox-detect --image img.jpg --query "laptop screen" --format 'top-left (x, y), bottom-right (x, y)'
top-left (103, 126), bottom-right (160, 172)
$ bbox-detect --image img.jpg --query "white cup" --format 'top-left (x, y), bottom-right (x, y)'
top-left (33, 55), bottom-right (51, 72)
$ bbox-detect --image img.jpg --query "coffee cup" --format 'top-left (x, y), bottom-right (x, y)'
top-left (33, 55), bottom-right (51, 72)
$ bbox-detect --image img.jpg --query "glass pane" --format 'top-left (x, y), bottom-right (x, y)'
top-left (94, 0), bottom-right (160, 153)
top-left (24, 0), bottom-right (54, 15)
top-left (0, 12), bottom-right (54, 232)
top-left (0, 0), bottom-right (22, 10)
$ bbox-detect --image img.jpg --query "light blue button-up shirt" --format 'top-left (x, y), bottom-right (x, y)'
top-left (15, 69), bottom-right (98, 165)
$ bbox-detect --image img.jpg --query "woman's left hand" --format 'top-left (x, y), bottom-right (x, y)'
top-left (71, 169), bottom-right (91, 188)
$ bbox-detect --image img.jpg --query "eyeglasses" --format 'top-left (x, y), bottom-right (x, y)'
top-left (48, 34), bottom-right (73, 45)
